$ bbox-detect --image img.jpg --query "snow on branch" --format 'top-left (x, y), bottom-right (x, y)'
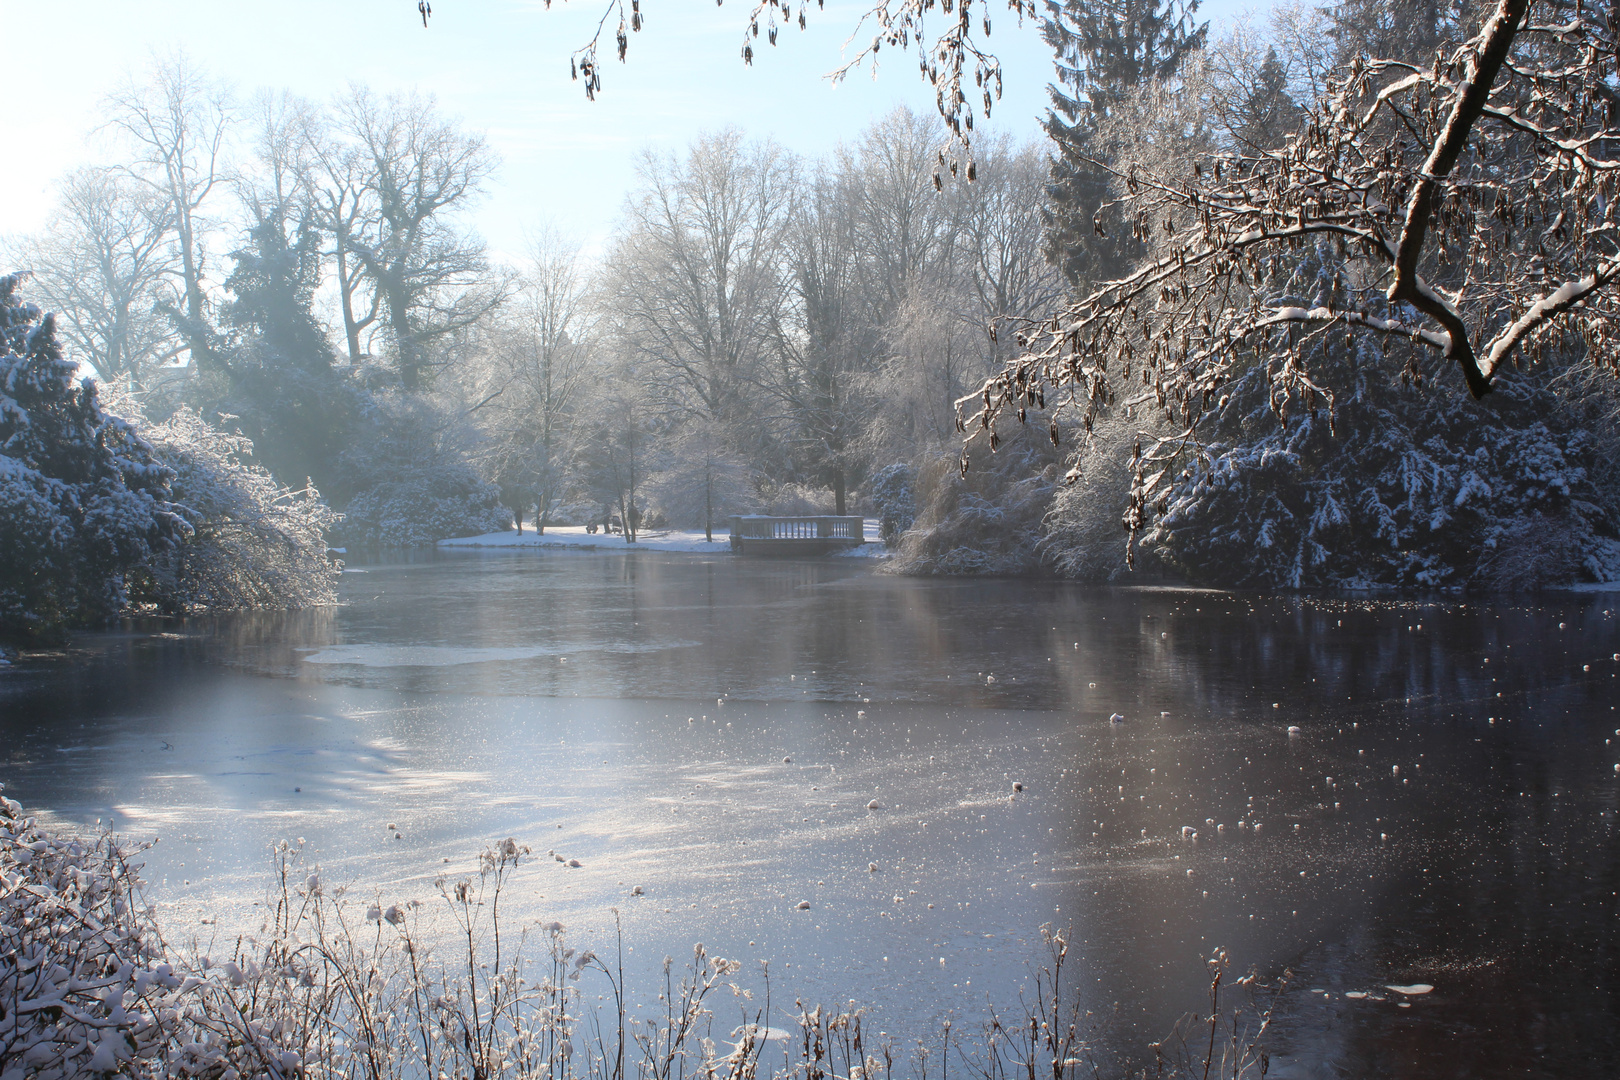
top-left (958, 0), bottom-right (1620, 539)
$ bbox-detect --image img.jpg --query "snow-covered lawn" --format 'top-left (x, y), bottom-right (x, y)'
top-left (439, 522), bottom-right (887, 557)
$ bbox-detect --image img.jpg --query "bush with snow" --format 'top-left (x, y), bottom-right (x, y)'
top-left (0, 787), bottom-right (185, 1074)
top-left (1043, 410), bottom-right (1169, 583)
top-left (333, 393), bottom-right (510, 548)
top-left (1141, 251), bottom-right (1620, 590)
top-left (866, 463), bottom-right (916, 547)
top-left (885, 426), bottom-right (1061, 576)
top-left (1, 789), bottom-right (1280, 1079)
top-left (136, 407), bottom-right (340, 613)
top-left (0, 274), bottom-right (187, 640)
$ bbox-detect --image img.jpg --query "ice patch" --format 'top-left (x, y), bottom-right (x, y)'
top-left (302, 641), bottom-right (700, 667)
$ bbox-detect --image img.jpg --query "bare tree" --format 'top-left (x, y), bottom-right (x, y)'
top-left (607, 130), bottom-right (797, 437)
top-left (966, 0), bottom-right (1620, 537)
top-left (579, 355), bottom-right (656, 543)
top-left (774, 163), bottom-right (874, 514)
top-left (13, 168), bottom-right (182, 382)
top-left (238, 91), bottom-right (320, 233)
top-left (103, 54), bottom-right (232, 368)
top-left (842, 109), bottom-right (959, 313)
top-left (867, 135), bottom-right (1059, 456)
top-left (646, 419), bottom-right (755, 540)
top-left (948, 134), bottom-right (1065, 346)
top-left (306, 120), bottom-right (379, 365)
top-left (331, 87), bottom-right (505, 389)
top-left (473, 229), bottom-right (595, 534)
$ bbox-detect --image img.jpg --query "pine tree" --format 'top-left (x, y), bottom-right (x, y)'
top-left (193, 214), bottom-right (357, 496)
top-left (0, 273), bottom-right (187, 639)
top-left (1140, 245), bottom-right (1620, 590)
top-left (1232, 48), bottom-right (1305, 152)
top-left (1041, 0), bottom-right (1207, 286)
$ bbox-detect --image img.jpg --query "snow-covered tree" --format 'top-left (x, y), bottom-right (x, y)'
top-left (0, 274), bottom-right (187, 640)
top-left (1041, 0), bottom-right (1208, 285)
top-left (191, 212), bottom-right (359, 495)
top-left (136, 406), bottom-right (340, 612)
top-left (1136, 245), bottom-right (1620, 589)
top-left (968, 0), bottom-right (1620, 544)
top-left (335, 393), bottom-right (509, 547)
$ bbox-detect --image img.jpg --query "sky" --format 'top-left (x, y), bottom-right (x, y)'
top-left (5, 0), bottom-right (1254, 258)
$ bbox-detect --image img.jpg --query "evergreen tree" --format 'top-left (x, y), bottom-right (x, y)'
top-left (1041, 0), bottom-right (1207, 286)
top-left (1141, 246), bottom-right (1620, 590)
top-left (1326, 0), bottom-right (1456, 67)
top-left (0, 274), bottom-right (187, 639)
top-left (192, 214), bottom-right (357, 496)
top-left (1231, 48), bottom-right (1305, 152)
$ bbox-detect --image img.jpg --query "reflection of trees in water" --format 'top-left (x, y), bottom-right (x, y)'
top-left (1152, 593), bottom-right (1616, 718)
top-left (138, 606), bottom-right (342, 677)
top-left (1145, 594), bottom-right (1620, 1079)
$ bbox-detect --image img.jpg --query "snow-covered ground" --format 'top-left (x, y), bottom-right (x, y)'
top-left (439, 522), bottom-right (887, 557)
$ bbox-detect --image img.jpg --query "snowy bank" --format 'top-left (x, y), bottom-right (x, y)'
top-left (438, 522), bottom-right (887, 557)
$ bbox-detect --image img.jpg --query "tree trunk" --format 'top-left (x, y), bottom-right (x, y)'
top-left (834, 468), bottom-right (847, 516)
top-left (336, 239), bottom-right (363, 364)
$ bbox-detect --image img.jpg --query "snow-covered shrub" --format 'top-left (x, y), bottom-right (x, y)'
top-left (2, 787), bottom-right (1280, 1079)
top-left (0, 274), bottom-right (187, 640)
top-left (1042, 409), bottom-right (1170, 582)
top-left (137, 407), bottom-right (340, 612)
top-left (0, 786), bottom-right (187, 1074)
top-left (1142, 317), bottom-right (1618, 589)
top-left (1146, 363), bottom-right (1620, 589)
top-left (885, 426), bottom-right (1062, 576)
top-left (333, 393), bottom-right (510, 548)
top-left (866, 463), bottom-right (916, 546)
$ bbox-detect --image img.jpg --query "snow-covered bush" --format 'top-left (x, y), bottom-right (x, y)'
top-left (1043, 410), bottom-right (1170, 583)
top-left (760, 481), bottom-right (836, 517)
top-left (0, 274), bottom-right (187, 640)
top-left (0, 786), bottom-right (186, 1074)
top-left (333, 393), bottom-right (510, 548)
top-left (866, 463), bottom-right (916, 546)
top-left (137, 407), bottom-right (340, 612)
top-left (885, 426), bottom-right (1061, 576)
top-left (2, 787), bottom-right (1281, 1079)
top-left (1141, 248), bottom-right (1620, 589)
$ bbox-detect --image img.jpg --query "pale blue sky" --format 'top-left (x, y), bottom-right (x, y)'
top-left (7, 0), bottom-right (1252, 255)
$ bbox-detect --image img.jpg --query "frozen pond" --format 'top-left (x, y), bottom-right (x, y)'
top-left (3, 551), bottom-right (1618, 1076)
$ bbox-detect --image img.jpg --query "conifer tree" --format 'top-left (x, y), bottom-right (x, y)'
top-left (0, 274), bottom-right (186, 638)
top-left (1041, 0), bottom-right (1207, 286)
top-left (192, 214), bottom-right (356, 496)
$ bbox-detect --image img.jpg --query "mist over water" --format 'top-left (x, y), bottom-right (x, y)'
top-left (3, 551), bottom-right (1618, 1077)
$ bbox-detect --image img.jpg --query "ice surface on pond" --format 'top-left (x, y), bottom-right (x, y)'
top-left (301, 640), bottom-right (700, 667)
top-left (4, 552), bottom-right (1618, 1078)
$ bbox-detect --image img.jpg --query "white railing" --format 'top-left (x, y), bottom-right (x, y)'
top-left (730, 516), bottom-right (864, 541)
